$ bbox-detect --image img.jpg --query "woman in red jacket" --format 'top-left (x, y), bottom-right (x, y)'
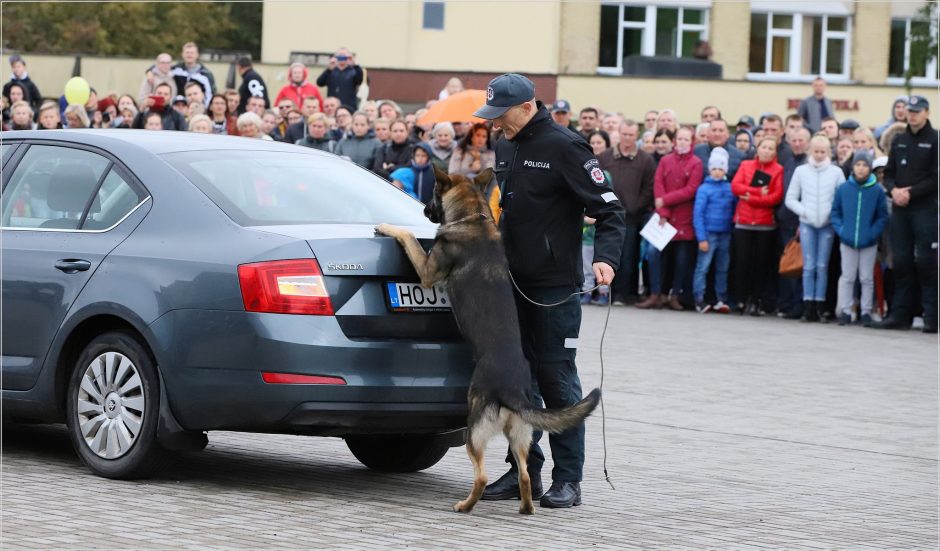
top-left (731, 136), bottom-right (784, 315)
top-left (274, 63), bottom-right (324, 114)
top-left (637, 126), bottom-right (703, 310)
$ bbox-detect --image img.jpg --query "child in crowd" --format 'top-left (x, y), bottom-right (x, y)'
top-left (692, 147), bottom-right (736, 313)
top-left (390, 143), bottom-right (435, 204)
top-left (830, 151), bottom-right (889, 326)
top-left (784, 135), bottom-right (845, 321)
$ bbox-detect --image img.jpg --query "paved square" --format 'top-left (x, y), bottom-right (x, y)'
top-left (3, 307), bottom-right (937, 549)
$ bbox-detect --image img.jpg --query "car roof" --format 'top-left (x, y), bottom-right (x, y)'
top-left (2, 129), bottom-right (329, 157)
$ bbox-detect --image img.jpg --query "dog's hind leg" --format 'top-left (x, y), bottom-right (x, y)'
top-left (506, 414), bottom-right (535, 515)
top-left (453, 438), bottom-right (487, 513)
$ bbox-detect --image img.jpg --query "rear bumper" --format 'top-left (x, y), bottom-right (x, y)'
top-left (146, 309), bottom-right (473, 434)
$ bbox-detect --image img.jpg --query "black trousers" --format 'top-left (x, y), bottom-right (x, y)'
top-left (505, 286), bottom-right (585, 482)
top-left (734, 228), bottom-right (777, 306)
top-left (889, 205), bottom-right (939, 326)
top-left (612, 220), bottom-right (644, 301)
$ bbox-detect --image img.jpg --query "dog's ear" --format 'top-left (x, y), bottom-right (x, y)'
top-left (434, 166), bottom-right (451, 186)
top-left (473, 168), bottom-right (494, 191)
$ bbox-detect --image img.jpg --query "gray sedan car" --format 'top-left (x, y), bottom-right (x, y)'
top-left (1, 130), bottom-right (473, 479)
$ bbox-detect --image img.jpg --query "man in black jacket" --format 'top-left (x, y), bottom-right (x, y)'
top-left (3, 54), bottom-right (42, 113)
top-left (877, 96), bottom-right (939, 333)
top-left (237, 57), bottom-right (269, 115)
top-left (171, 42), bottom-right (215, 107)
top-left (316, 48), bottom-right (364, 110)
top-left (473, 73), bottom-right (625, 509)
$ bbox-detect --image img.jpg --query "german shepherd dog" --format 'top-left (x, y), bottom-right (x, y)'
top-left (375, 167), bottom-right (600, 514)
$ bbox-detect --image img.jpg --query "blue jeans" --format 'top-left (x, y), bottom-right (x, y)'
top-left (800, 223), bottom-right (835, 301)
top-left (693, 232), bottom-right (731, 303)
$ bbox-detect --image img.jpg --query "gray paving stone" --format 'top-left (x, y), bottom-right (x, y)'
top-left (2, 307), bottom-right (936, 548)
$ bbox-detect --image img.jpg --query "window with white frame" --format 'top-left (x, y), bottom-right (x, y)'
top-left (748, 12), bottom-right (851, 80)
top-left (888, 17), bottom-right (938, 83)
top-left (598, 3), bottom-right (709, 74)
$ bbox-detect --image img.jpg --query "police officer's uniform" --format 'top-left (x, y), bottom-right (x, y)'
top-left (473, 74), bottom-right (626, 506)
top-left (881, 95), bottom-right (939, 331)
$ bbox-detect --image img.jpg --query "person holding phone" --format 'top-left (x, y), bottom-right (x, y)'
top-left (316, 47), bottom-right (364, 109)
top-left (730, 135), bottom-right (784, 315)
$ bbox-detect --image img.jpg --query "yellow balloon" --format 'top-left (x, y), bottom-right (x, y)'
top-left (64, 77), bottom-right (90, 106)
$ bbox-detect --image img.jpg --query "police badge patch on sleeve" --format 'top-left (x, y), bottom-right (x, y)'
top-left (583, 158), bottom-right (606, 185)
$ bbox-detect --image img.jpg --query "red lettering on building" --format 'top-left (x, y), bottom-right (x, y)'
top-left (788, 99), bottom-right (859, 111)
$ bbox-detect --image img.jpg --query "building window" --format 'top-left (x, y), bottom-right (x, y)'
top-left (598, 3), bottom-right (709, 74)
top-left (748, 12), bottom-right (851, 81)
top-left (423, 1), bottom-right (444, 30)
top-left (888, 17), bottom-right (939, 83)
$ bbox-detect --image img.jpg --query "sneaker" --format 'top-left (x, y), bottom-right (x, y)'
top-left (612, 299), bottom-right (627, 307)
top-left (860, 314), bottom-right (873, 328)
top-left (838, 313), bottom-right (851, 326)
top-left (579, 293), bottom-right (592, 305)
top-left (591, 294), bottom-right (609, 306)
top-left (713, 301), bottom-right (731, 314)
top-left (695, 301), bottom-right (712, 314)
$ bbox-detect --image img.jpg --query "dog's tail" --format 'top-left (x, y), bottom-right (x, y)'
top-left (517, 388), bottom-right (601, 433)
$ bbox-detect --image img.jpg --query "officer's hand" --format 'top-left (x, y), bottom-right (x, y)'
top-left (593, 262), bottom-right (615, 286)
top-left (699, 241), bottom-right (709, 252)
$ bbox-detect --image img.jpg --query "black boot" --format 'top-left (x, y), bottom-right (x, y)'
top-left (539, 481), bottom-right (582, 508)
top-left (802, 301), bottom-right (818, 322)
top-left (481, 468), bottom-right (543, 501)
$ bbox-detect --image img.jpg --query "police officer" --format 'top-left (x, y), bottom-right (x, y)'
top-left (473, 74), bottom-right (626, 508)
top-left (877, 95), bottom-right (938, 333)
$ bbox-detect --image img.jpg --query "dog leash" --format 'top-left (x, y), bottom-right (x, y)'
top-left (507, 271), bottom-right (617, 491)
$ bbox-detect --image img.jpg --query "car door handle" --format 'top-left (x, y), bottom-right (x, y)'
top-left (55, 259), bottom-right (92, 273)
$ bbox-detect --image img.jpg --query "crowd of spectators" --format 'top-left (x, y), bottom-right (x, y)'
top-left (2, 46), bottom-right (935, 332)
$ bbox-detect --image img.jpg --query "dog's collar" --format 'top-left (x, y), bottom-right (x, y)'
top-left (443, 212), bottom-right (489, 226)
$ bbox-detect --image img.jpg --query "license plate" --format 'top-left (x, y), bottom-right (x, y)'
top-left (386, 282), bottom-right (451, 311)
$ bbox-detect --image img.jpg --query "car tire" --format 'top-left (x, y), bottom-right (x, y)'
top-left (346, 434), bottom-right (451, 472)
top-left (65, 331), bottom-right (172, 479)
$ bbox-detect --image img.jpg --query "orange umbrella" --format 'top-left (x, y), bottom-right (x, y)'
top-left (417, 89), bottom-right (487, 126)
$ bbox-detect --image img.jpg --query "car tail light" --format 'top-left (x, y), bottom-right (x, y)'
top-left (262, 372), bottom-right (346, 385)
top-left (238, 259), bottom-right (334, 315)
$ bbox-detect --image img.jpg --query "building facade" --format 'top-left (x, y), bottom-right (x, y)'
top-left (260, 0), bottom-right (936, 126)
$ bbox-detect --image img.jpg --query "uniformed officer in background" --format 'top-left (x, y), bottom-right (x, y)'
top-left (877, 95), bottom-right (938, 333)
top-left (473, 73), bottom-right (626, 508)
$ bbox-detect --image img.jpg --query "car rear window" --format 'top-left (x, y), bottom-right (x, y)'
top-left (164, 150), bottom-right (433, 227)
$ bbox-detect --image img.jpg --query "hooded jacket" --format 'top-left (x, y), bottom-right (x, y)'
top-left (390, 143), bottom-right (435, 203)
top-left (693, 176), bottom-right (736, 240)
top-left (654, 148), bottom-right (703, 241)
top-left (874, 96), bottom-right (909, 141)
top-left (784, 160), bottom-right (845, 228)
top-left (274, 67), bottom-right (324, 112)
top-left (731, 156), bottom-right (784, 227)
top-left (830, 174), bottom-right (889, 249)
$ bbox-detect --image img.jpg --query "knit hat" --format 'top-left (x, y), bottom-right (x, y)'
top-left (852, 150), bottom-right (873, 169)
top-left (708, 146), bottom-right (729, 172)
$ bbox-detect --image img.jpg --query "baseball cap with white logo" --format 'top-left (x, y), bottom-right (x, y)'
top-left (473, 73), bottom-right (536, 120)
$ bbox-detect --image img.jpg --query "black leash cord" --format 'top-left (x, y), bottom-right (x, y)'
top-left (507, 271), bottom-right (616, 491)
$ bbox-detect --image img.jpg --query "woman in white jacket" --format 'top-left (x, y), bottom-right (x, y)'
top-left (785, 135), bottom-right (846, 321)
